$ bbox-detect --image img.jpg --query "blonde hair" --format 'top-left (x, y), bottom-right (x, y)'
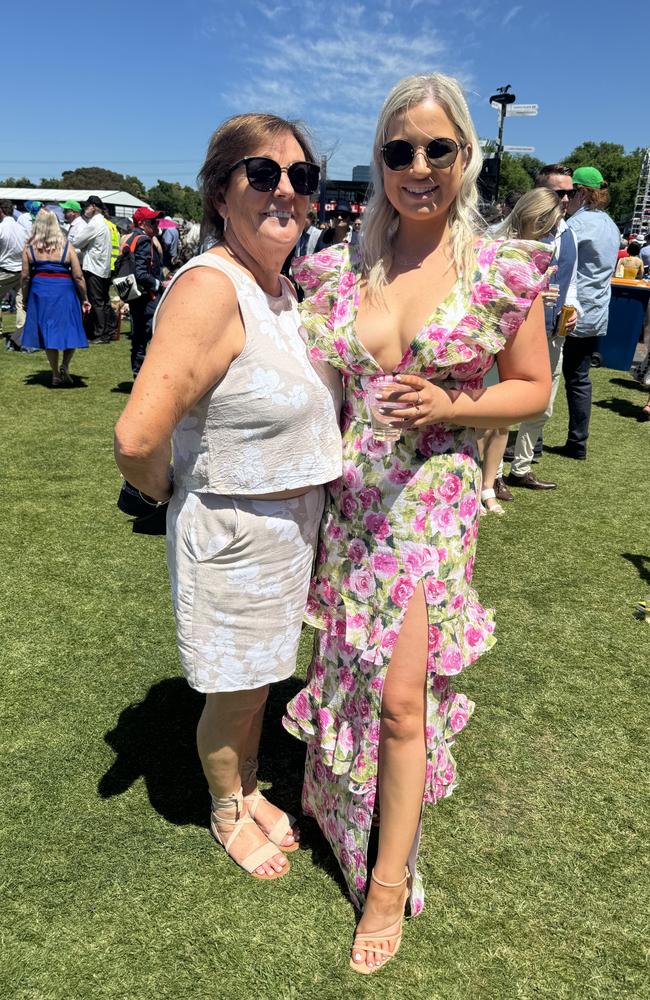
top-left (493, 188), bottom-right (562, 241)
top-left (362, 72), bottom-right (484, 295)
top-left (30, 209), bottom-right (65, 254)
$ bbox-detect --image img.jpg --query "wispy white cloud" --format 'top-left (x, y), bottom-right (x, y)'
top-left (502, 4), bottom-right (522, 27)
top-left (212, 0), bottom-right (473, 176)
top-left (254, 3), bottom-right (289, 19)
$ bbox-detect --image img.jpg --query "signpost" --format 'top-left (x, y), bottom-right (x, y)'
top-left (487, 87), bottom-right (539, 201)
top-left (488, 85), bottom-right (516, 203)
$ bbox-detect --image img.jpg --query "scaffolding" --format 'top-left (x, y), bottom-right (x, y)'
top-left (631, 148), bottom-right (650, 235)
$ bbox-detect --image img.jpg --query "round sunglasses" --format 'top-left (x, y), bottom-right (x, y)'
top-left (381, 137), bottom-right (466, 171)
top-left (228, 156), bottom-right (320, 196)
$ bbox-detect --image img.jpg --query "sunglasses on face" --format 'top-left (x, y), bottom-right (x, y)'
top-left (381, 137), bottom-right (466, 171)
top-left (229, 156), bottom-right (320, 195)
top-left (552, 188), bottom-right (576, 199)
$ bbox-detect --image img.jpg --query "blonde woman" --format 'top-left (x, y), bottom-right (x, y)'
top-left (284, 72), bottom-right (552, 973)
top-left (498, 188), bottom-right (580, 488)
top-left (21, 209), bottom-right (89, 386)
top-left (479, 187), bottom-right (569, 504)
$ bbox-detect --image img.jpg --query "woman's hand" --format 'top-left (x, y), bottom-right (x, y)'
top-left (82, 301), bottom-right (92, 315)
top-left (376, 375), bottom-right (453, 428)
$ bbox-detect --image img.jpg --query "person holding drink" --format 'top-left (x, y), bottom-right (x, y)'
top-left (283, 72), bottom-right (552, 974)
top-left (494, 187), bottom-right (580, 491)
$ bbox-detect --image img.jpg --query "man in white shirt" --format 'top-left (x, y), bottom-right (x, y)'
top-left (69, 195), bottom-right (114, 342)
top-left (0, 199), bottom-right (27, 349)
top-left (60, 199), bottom-right (86, 244)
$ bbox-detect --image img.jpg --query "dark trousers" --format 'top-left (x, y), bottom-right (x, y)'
top-left (83, 271), bottom-right (115, 340)
top-left (130, 293), bottom-right (159, 377)
top-left (562, 335), bottom-right (597, 455)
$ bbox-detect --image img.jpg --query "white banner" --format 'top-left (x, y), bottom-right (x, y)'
top-left (505, 104), bottom-right (539, 117)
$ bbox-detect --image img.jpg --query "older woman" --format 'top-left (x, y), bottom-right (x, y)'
top-left (115, 114), bottom-right (341, 880)
top-left (283, 72), bottom-right (552, 971)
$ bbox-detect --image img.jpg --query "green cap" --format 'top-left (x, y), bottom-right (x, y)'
top-left (59, 199), bottom-right (82, 212)
top-left (572, 166), bottom-right (605, 189)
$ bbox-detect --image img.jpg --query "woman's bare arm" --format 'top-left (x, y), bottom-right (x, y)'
top-left (21, 246), bottom-right (31, 302)
top-left (68, 246), bottom-right (89, 304)
top-left (114, 267), bottom-right (244, 499)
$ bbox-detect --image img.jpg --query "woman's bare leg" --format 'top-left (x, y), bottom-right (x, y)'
top-left (351, 583), bottom-right (428, 970)
top-left (240, 693), bottom-right (300, 848)
top-left (197, 687), bottom-right (287, 876)
top-left (479, 427), bottom-right (509, 511)
top-left (62, 348), bottom-right (75, 367)
top-left (45, 349), bottom-right (59, 377)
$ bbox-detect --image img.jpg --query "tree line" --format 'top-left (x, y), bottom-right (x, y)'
top-left (0, 166), bottom-right (202, 221)
top-left (2, 140), bottom-right (646, 224)
top-left (491, 141), bottom-right (645, 223)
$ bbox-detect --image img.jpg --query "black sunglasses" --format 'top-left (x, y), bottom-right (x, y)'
top-left (381, 137), bottom-right (466, 171)
top-left (229, 156), bottom-right (320, 195)
top-left (552, 188), bottom-right (576, 199)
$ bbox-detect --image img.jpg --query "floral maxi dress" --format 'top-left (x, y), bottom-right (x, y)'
top-left (283, 238), bottom-right (552, 914)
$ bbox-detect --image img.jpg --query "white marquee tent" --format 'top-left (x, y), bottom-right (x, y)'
top-left (0, 188), bottom-right (150, 217)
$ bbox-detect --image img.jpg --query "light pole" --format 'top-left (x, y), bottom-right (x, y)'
top-left (489, 85), bottom-right (516, 203)
top-left (318, 155), bottom-right (327, 223)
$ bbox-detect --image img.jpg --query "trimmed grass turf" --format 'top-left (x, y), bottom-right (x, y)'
top-left (0, 335), bottom-right (648, 1000)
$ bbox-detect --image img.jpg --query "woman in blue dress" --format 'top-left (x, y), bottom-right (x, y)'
top-left (21, 209), bottom-right (90, 386)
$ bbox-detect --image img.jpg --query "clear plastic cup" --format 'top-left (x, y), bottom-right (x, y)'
top-left (366, 375), bottom-right (408, 441)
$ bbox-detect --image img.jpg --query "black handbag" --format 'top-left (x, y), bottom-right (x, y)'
top-left (117, 479), bottom-right (169, 535)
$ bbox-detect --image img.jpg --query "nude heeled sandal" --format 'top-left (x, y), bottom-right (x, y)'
top-left (349, 868), bottom-right (410, 975)
top-left (242, 757), bottom-right (300, 852)
top-left (210, 787), bottom-right (289, 880)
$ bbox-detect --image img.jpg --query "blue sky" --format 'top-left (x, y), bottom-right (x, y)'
top-left (3, 0), bottom-right (648, 188)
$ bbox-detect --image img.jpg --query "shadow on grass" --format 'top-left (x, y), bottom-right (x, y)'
top-left (23, 369), bottom-right (87, 389)
top-left (111, 380), bottom-right (133, 394)
top-left (593, 397), bottom-right (641, 419)
top-left (622, 552), bottom-right (650, 585)
top-left (97, 674), bottom-right (347, 893)
top-left (609, 376), bottom-right (647, 392)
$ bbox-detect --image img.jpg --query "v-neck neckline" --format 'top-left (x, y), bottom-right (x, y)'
top-left (346, 246), bottom-right (475, 374)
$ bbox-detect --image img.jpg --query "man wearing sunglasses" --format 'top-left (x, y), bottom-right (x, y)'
top-left (505, 163), bottom-right (580, 485)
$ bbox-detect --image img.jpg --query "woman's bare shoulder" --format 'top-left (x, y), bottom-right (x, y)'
top-left (157, 263), bottom-right (239, 326)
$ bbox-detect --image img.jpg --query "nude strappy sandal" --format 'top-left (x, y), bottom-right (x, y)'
top-left (349, 868), bottom-right (410, 975)
top-left (210, 787), bottom-right (289, 880)
top-left (480, 487), bottom-right (504, 516)
top-left (241, 757), bottom-right (300, 852)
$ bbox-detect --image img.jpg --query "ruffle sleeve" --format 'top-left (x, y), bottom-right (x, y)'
top-left (293, 244), bottom-right (365, 373)
top-left (471, 238), bottom-right (553, 351)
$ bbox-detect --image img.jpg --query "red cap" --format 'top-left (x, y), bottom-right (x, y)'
top-left (133, 207), bottom-right (163, 225)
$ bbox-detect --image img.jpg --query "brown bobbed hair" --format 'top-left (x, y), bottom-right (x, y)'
top-left (198, 113), bottom-right (317, 245)
top-left (579, 184), bottom-right (610, 211)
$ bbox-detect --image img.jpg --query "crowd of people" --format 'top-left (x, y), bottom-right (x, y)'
top-left (3, 70), bottom-right (648, 976)
top-left (1, 197), bottom-right (201, 382)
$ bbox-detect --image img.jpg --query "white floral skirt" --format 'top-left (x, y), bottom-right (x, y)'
top-left (166, 487), bottom-right (324, 692)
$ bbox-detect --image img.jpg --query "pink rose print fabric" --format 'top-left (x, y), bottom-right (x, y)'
top-left (283, 238), bottom-right (552, 915)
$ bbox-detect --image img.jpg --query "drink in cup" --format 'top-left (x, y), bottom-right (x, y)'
top-left (366, 375), bottom-right (408, 442)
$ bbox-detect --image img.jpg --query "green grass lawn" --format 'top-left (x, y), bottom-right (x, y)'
top-left (1, 333), bottom-right (648, 1000)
